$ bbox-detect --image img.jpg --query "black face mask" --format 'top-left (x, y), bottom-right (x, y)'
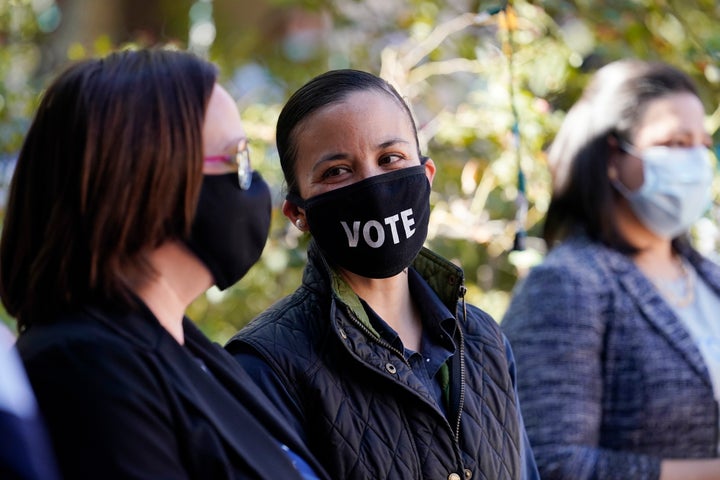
top-left (287, 166), bottom-right (430, 278)
top-left (187, 171), bottom-right (272, 290)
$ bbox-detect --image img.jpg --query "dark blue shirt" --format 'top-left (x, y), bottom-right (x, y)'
top-left (360, 267), bottom-right (456, 415)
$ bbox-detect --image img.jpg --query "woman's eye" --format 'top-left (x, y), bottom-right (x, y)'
top-left (321, 165), bottom-right (349, 179)
top-left (379, 154), bottom-right (404, 165)
top-left (663, 136), bottom-right (698, 148)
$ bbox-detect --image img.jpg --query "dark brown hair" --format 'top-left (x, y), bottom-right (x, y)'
top-left (543, 60), bottom-right (700, 251)
top-left (0, 48), bottom-right (217, 330)
top-left (276, 69), bottom-right (422, 195)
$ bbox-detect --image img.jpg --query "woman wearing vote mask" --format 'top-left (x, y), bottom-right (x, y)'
top-left (227, 69), bottom-right (539, 480)
top-left (0, 48), bottom-right (325, 480)
top-left (502, 60), bottom-right (720, 480)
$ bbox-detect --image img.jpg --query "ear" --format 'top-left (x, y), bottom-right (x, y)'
top-left (282, 199), bottom-right (309, 232)
top-left (422, 157), bottom-right (436, 186)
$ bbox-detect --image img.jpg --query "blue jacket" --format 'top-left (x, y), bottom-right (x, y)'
top-left (502, 234), bottom-right (720, 480)
top-left (0, 324), bottom-right (59, 480)
top-left (227, 241), bottom-right (539, 480)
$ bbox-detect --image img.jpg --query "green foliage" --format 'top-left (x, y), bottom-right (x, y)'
top-left (203, 0), bottom-right (720, 341)
top-left (0, 0), bottom-right (43, 154)
top-left (2, 0), bottom-right (719, 342)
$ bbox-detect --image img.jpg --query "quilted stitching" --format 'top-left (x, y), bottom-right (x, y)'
top-left (229, 244), bottom-right (522, 479)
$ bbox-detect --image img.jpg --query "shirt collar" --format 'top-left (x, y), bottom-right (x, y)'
top-left (360, 267), bottom-right (457, 355)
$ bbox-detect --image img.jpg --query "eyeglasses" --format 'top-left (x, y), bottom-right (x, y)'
top-left (204, 139), bottom-right (252, 190)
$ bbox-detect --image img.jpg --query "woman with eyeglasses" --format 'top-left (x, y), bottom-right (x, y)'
top-left (226, 69), bottom-right (540, 480)
top-left (502, 60), bottom-right (720, 480)
top-left (0, 48), bottom-right (326, 480)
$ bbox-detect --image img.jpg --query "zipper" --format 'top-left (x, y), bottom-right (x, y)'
top-left (341, 284), bottom-right (468, 440)
top-left (341, 283), bottom-right (467, 470)
top-left (344, 305), bottom-right (411, 367)
top-left (318, 245), bottom-right (410, 367)
top-left (454, 284), bottom-right (467, 443)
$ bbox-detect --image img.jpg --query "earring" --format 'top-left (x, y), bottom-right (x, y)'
top-left (295, 218), bottom-right (305, 229)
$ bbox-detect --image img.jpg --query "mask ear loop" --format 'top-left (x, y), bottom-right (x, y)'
top-left (285, 191), bottom-right (306, 209)
top-left (607, 133), bottom-right (640, 198)
top-left (609, 131), bottom-right (639, 157)
top-left (610, 176), bottom-right (636, 199)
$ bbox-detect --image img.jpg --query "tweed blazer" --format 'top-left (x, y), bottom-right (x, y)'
top-left (501, 234), bottom-right (720, 480)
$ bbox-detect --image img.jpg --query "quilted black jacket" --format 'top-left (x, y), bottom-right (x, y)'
top-left (227, 241), bottom-right (533, 480)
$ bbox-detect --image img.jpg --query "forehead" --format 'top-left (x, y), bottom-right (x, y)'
top-left (319, 89), bottom-right (409, 123)
top-left (633, 92), bottom-right (706, 142)
top-left (202, 84), bottom-right (244, 150)
top-left (294, 90), bottom-right (414, 145)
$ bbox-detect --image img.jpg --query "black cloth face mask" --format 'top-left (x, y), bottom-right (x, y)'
top-left (287, 165), bottom-right (431, 278)
top-left (187, 171), bottom-right (272, 290)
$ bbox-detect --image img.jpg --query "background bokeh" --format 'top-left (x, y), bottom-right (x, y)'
top-left (1, 0), bottom-right (719, 343)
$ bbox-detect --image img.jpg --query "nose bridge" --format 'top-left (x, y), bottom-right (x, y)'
top-left (357, 159), bottom-right (385, 181)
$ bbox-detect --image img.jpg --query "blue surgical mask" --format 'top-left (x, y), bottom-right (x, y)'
top-left (612, 144), bottom-right (714, 239)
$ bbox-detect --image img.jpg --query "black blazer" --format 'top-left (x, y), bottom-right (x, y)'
top-left (16, 302), bottom-right (327, 480)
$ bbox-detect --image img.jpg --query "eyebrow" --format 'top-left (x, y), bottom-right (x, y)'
top-left (379, 138), bottom-right (411, 149)
top-left (314, 138), bottom-right (412, 166)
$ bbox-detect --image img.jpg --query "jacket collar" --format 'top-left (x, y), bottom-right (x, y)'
top-left (83, 303), bottom-right (324, 479)
top-left (304, 240), bottom-right (466, 336)
top-left (582, 236), bottom-right (718, 386)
